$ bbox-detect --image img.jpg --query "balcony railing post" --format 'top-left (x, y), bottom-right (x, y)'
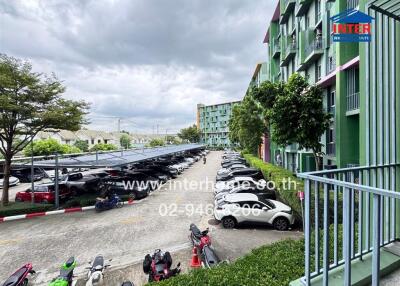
top-left (343, 184), bottom-right (352, 286)
top-left (305, 179), bottom-right (311, 285)
top-left (323, 181), bottom-right (329, 286)
top-left (372, 193), bottom-right (381, 286)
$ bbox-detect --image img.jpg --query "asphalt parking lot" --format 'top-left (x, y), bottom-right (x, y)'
top-left (0, 151), bottom-right (301, 285)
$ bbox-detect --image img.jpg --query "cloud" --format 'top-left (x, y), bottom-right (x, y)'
top-left (0, 0), bottom-right (275, 133)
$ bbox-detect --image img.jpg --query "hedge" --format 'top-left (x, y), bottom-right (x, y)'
top-left (0, 202), bottom-right (53, 217)
top-left (242, 153), bottom-right (304, 221)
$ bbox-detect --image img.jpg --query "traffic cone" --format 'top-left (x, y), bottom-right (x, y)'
top-left (190, 247), bottom-right (201, 268)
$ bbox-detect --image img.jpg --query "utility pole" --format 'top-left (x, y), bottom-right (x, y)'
top-left (117, 118), bottom-right (121, 134)
top-left (156, 124), bottom-right (159, 135)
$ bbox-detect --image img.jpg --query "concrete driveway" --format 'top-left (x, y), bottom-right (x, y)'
top-left (0, 151), bottom-right (301, 285)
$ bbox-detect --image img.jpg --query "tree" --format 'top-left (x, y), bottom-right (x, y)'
top-left (178, 125), bottom-right (200, 143)
top-left (23, 139), bottom-right (81, 157)
top-left (165, 135), bottom-right (181, 145)
top-left (148, 138), bottom-right (165, 147)
top-left (266, 74), bottom-right (331, 170)
top-left (120, 133), bottom-right (131, 149)
top-left (73, 139), bottom-right (89, 152)
top-left (89, 143), bottom-right (117, 152)
top-left (0, 54), bottom-right (89, 205)
top-left (228, 93), bottom-right (265, 154)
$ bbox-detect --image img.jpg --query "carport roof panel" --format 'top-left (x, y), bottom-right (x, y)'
top-left (23, 144), bottom-right (205, 168)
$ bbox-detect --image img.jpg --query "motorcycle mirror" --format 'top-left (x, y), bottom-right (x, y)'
top-left (177, 262), bottom-right (181, 267)
top-left (88, 261), bottom-right (92, 264)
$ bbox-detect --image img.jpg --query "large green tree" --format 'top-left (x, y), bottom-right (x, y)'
top-left (229, 93), bottom-right (265, 154)
top-left (266, 74), bottom-right (331, 170)
top-left (178, 124), bottom-right (200, 143)
top-left (73, 139), bottom-right (89, 152)
top-left (0, 54), bottom-right (89, 205)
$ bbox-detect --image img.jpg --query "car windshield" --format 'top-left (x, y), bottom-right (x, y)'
top-left (34, 185), bottom-right (50, 192)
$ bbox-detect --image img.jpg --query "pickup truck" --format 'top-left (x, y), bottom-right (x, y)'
top-left (59, 172), bottom-right (102, 195)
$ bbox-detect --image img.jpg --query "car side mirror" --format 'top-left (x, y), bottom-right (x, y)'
top-left (262, 207), bottom-right (268, 211)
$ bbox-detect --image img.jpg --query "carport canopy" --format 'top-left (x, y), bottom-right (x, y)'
top-left (14, 144), bottom-right (205, 169)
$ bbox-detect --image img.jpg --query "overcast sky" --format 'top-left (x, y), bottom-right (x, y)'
top-left (0, 0), bottom-right (275, 134)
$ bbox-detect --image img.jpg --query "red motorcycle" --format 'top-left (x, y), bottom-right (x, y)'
top-left (2, 264), bottom-right (36, 286)
top-left (143, 249), bottom-right (181, 282)
top-left (189, 223), bottom-right (220, 268)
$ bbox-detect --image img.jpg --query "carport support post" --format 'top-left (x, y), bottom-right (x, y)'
top-left (31, 140), bottom-right (35, 204)
top-left (55, 153), bottom-right (59, 209)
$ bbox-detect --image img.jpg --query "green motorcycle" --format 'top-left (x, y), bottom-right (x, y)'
top-left (48, 257), bottom-right (77, 286)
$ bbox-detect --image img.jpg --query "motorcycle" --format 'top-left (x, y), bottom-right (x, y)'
top-left (85, 255), bottom-right (111, 286)
top-left (95, 193), bottom-right (123, 212)
top-left (143, 249), bottom-right (181, 282)
top-left (189, 223), bottom-right (220, 268)
top-left (2, 263), bottom-right (35, 286)
top-left (48, 257), bottom-right (77, 286)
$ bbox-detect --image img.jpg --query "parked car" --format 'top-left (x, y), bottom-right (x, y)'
top-left (130, 168), bottom-right (169, 183)
top-left (101, 176), bottom-right (149, 200)
top-left (107, 170), bottom-right (160, 191)
top-left (15, 183), bottom-right (72, 204)
top-left (11, 167), bottom-right (44, 182)
top-left (0, 174), bottom-right (20, 188)
top-left (221, 159), bottom-right (247, 168)
top-left (214, 184), bottom-right (276, 205)
top-left (214, 177), bottom-right (267, 194)
top-left (58, 172), bottom-right (102, 195)
top-left (216, 168), bottom-right (264, 182)
top-left (214, 193), bottom-right (295, 231)
top-left (217, 164), bottom-right (248, 175)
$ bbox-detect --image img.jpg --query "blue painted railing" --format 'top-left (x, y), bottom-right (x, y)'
top-left (297, 164), bottom-right (399, 285)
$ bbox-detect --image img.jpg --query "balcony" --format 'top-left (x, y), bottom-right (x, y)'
top-left (346, 92), bottom-right (360, 115)
top-left (294, 164), bottom-right (400, 286)
top-left (280, 0), bottom-right (296, 24)
top-left (272, 39), bottom-right (281, 58)
top-left (327, 55), bottom-right (337, 74)
top-left (296, 0), bottom-right (313, 17)
top-left (281, 41), bottom-right (297, 67)
top-left (299, 37), bottom-right (324, 70)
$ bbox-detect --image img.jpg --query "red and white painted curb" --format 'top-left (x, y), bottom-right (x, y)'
top-left (0, 200), bottom-right (136, 223)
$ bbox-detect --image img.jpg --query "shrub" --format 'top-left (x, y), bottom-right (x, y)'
top-left (89, 143), bottom-right (118, 152)
top-left (0, 202), bottom-right (53, 217)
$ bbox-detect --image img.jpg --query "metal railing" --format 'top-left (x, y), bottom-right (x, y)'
top-left (298, 164), bottom-right (399, 285)
top-left (347, 0), bottom-right (359, 9)
top-left (347, 92), bottom-right (360, 111)
top-left (272, 39), bottom-right (281, 56)
top-left (305, 37), bottom-right (323, 58)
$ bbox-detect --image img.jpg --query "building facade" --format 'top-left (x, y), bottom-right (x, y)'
top-left (253, 0), bottom-right (398, 174)
top-left (197, 101), bottom-right (241, 148)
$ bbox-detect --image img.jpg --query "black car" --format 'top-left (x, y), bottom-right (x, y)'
top-left (101, 176), bottom-right (149, 200)
top-left (130, 168), bottom-right (169, 183)
top-left (11, 167), bottom-right (45, 182)
top-left (216, 168), bottom-right (264, 182)
top-left (106, 170), bottom-right (160, 191)
top-left (221, 160), bottom-right (247, 168)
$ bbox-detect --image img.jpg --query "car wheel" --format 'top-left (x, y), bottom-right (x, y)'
top-left (71, 188), bottom-right (79, 197)
top-left (15, 197), bottom-right (23, 202)
top-left (42, 199), bottom-right (49, 204)
top-left (222, 217), bottom-right (236, 229)
top-left (273, 217), bottom-right (289, 231)
top-left (129, 193), bottom-right (137, 200)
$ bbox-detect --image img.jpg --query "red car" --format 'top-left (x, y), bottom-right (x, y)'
top-left (15, 183), bottom-right (72, 204)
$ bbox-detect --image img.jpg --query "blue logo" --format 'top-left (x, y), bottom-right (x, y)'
top-left (330, 9), bottom-right (374, 42)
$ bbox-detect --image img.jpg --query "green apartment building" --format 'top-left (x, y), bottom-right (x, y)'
top-left (196, 101), bottom-right (241, 148)
top-left (255, 0), bottom-right (400, 174)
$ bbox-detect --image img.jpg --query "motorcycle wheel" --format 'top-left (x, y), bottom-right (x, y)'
top-left (165, 251), bottom-right (172, 268)
top-left (116, 201), bottom-right (123, 208)
top-left (22, 279), bottom-right (28, 286)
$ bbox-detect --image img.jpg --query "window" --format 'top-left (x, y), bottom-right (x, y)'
top-left (328, 89), bottom-right (336, 113)
top-left (305, 16), bottom-right (310, 28)
top-left (91, 139), bottom-right (94, 144)
top-left (316, 63), bottom-right (322, 81)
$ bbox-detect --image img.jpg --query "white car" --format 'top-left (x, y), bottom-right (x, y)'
top-left (214, 193), bottom-right (295, 231)
top-left (214, 177), bottom-right (266, 194)
top-left (214, 183), bottom-right (275, 204)
top-left (184, 157), bottom-right (195, 165)
top-left (0, 175), bottom-right (20, 188)
top-left (217, 164), bottom-right (247, 175)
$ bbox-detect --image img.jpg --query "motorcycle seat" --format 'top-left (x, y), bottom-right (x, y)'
top-left (2, 276), bottom-right (19, 286)
top-left (190, 223), bottom-right (207, 238)
top-left (91, 255), bottom-right (104, 270)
